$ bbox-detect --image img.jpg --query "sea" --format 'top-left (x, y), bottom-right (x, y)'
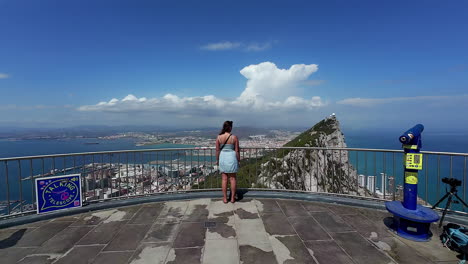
top-left (0, 131), bottom-right (467, 213)
top-left (0, 138), bottom-right (197, 214)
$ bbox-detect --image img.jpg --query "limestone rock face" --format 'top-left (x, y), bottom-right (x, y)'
top-left (257, 115), bottom-right (359, 194)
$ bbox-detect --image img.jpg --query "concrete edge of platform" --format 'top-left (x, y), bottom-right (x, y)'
top-left (1, 189), bottom-right (467, 229)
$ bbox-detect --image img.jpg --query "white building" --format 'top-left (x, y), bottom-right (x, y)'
top-left (358, 174), bottom-right (366, 187)
top-left (367, 176), bottom-right (376, 193)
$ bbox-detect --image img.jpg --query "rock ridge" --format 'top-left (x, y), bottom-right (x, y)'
top-left (256, 115), bottom-right (360, 194)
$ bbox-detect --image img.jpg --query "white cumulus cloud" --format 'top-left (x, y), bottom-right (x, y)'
top-left (200, 41), bottom-right (242, 51)
top-left (237, 62), bottom-right (319, 104)
top-left (78, 62), bottom-right (325, 119)
top-left (0, 73), bottom-right (10, 79)
top-left (336, 95), bottom-right (468, 107)
top-left (201, 41), bottom-right (273, 52)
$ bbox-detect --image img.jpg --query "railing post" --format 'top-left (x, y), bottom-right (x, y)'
top-left (30, 159), bottom-right (34, 209)
top-left (5, 161), bottom-right (11, 215)
top-left (18, 160), bottom-right (23, 213)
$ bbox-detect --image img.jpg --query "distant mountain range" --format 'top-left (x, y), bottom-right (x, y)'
top-left (0, 125), bottom-right (305, 140)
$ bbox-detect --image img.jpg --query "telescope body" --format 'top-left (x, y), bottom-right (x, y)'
top-left (399, 124), bottom-right (424, 145)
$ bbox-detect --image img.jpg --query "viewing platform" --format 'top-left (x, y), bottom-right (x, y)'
top-left (0, 192), bottom-right (462, 264)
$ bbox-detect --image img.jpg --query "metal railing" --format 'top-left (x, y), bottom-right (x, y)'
top-left (1, 147), bottom-right (467, 219)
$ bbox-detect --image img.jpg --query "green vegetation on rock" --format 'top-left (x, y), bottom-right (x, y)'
top-left (195, 116), bottom-right (348, 191)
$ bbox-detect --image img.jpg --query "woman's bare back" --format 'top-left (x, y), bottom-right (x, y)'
top-left (218, 133), bottom-right (236, 144)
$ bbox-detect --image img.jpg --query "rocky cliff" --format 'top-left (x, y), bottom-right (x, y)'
top-left (256, 115), bottom-right (360, 194)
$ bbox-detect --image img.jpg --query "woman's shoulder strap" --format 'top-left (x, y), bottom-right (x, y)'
top-left (229, 134), bottom-right (236, 143)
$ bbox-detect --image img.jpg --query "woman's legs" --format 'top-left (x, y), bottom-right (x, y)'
top-left (222, 173), bottom-right (228, 203)
top-left (228, 173), bottom-right (237, 203)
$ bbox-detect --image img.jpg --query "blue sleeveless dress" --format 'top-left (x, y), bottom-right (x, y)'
top-left (219, 144), bottom-right (239, 173)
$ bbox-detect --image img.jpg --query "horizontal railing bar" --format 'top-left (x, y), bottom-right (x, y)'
top-left (0, 148), bottom-right (204, 161)
top-left (1, 147), bottom-right (467, 161)
top-left (2, 145), bottom-right (468, 220)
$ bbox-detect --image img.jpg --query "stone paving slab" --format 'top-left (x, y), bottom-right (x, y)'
top-left (277, 200), bottom-right (310, 217)
top-left (15, 222), bottom-right (72, 247)
top-left (331, 232), bottom-right (395, 264)
top-left (0, 197), bottom-right (463, 263)
top-left (288, 216), bottom-right (331, 241)
top-left (203, 239), bottom-right (238, 264)
top-left (17, 255), bottom-right (57, 264)
top-left (301, 202), bottom-right (330, 212)
top-left (71, 212), bottom-right (107, 226)
top-left (54, 245), bottom-right (104, 264)
top-left (36, 226), bottom-right (93, 254)
top-left (235, 207), bottom-right (259, 220)
top-left (255, 199), bottom-right (283, 214)
top-left (236, 218), bottom-right (271, 246)
top-left (396, 232), bottom-right (460, 262)
top-left (129, 242), bottom-right (171, 264)
top-left (182, 199), bottom-right (210, 222)
top-left (357, 207), bottom-right (393, 222)
top-left (207, 200), bottom-right (234, 222)
top-left (154, 218), bottom-right (180, 224)
top-left (0, 247), bottom-right (37, 263)
top-left (206, 222), bottom-right (236, 240)
top-left (233, 199), bottom-right (260, 220)
top-left (117, 205), bottom-right (143, 219)
top-left (51, 215), bottom-right (81, 222)
top-left (310, 211), bottom-right (354, 233)
top-left (239, 244), bottom-right (277, 264)
top-left (166, 247), bottom-right (203, 264)
top-left (129, 205), bottom-right (164, 224)
top-left (143, 223), bottom-right (179, 243)
top-left (341, 213), bottom-right (392, 239)
top-left (76, 220), bottom-right (127, 245)
top-left (261, 213), bottom-right (296, 236)
top-left (92, 251), bottom-right (134, 264)
top-left (375, 236), bottom-right (432, 264)
top-left (157, 201), bottom-right (188, 219)
top-left (304, 240), bottom-right (354, 264)
top-left (273, 235), bottom-right (317, 263)
top-left (103, 224), bottom-right (151, 251)
top-left (173, 222), bottom-right (206, 248)
top-left (327, 204), bottom-right (361, 215)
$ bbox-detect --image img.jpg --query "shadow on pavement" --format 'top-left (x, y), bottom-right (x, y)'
top-left (0, 229), bottom-right (26, 249)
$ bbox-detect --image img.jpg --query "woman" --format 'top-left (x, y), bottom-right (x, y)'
top-left (216, 121), bottom-right (240, 203)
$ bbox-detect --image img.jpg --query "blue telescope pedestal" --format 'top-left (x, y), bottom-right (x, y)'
top-left (385, 124), bottom-right (439, 241)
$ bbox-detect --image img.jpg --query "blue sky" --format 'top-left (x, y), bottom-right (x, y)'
top-left (1, 0), bottom-right (467, 131)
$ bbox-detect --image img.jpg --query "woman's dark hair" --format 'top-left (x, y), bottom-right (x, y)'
top-left (219, 121), bottom-right (233, 135)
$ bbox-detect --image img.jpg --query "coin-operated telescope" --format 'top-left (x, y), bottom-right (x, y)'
top-left (399, 124), bottom-right (424, 210)
top-left (386, 124), bottom-right (439, 241)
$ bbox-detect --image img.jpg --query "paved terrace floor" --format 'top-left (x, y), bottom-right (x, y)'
top-left (0, 198), bottom-right (461, 264)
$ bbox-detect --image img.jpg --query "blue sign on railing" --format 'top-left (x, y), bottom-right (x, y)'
top-left (35, 174), bottom-right (82, 214)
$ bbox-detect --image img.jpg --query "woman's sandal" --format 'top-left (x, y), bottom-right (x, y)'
top-left (223, 198), bottom-right (228, 204)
